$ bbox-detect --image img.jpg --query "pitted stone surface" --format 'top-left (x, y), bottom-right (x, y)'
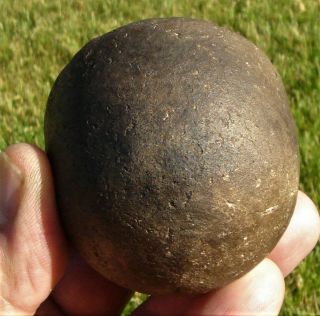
top-left (45, 18), bottom-right (300, 295)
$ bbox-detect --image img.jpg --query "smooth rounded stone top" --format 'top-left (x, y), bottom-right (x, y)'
top-left (45, 17), bottom-right (300, 295)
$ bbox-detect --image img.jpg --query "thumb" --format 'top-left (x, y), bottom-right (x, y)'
top-left (0, 143), bottom-right (68, 315)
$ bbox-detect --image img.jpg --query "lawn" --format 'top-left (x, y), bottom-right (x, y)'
top-left (0, 0), bottom-right (319, 314)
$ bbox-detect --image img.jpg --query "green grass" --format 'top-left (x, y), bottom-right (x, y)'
top-left (1, 0), bottom-right (319, 314)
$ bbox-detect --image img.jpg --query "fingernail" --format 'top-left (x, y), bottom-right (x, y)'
top-left (0, 152), bottom-right (23, 227)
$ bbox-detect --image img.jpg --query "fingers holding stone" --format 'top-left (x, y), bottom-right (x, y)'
top-left (268, 191), bottom-right (320, 276)
top-left (133, 259), bottom-right (284, 316)
top-left (0, 144), bottom-right (68, 314)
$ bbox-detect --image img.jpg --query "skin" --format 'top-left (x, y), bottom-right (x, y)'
top-left (1, 143), bottom-right (319, 315)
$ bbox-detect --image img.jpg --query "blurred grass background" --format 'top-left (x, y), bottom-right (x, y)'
top-left (0, 0), bottom-right (319, 314)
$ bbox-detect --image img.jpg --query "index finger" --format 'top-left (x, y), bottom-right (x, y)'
top-left (268, 191), bottom-right (320, 276)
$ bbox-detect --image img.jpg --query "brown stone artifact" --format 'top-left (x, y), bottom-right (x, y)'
top-left (44, 18), bottom-right (300, 295)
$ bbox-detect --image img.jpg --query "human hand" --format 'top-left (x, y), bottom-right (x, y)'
top-left (1, 143), bottom-right (319, 315)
